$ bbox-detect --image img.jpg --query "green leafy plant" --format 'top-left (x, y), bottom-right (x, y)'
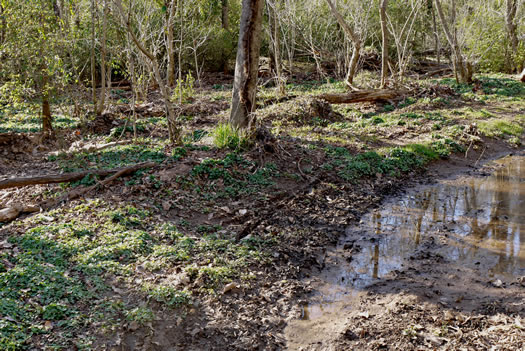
top-left (172, 73), bottom-right (195, 104)
top-left (212, 123), bottom-right (251, 150)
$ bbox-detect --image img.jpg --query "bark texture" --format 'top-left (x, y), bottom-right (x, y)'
top-left (379, 0), bottom-right (389, 88)
top-left (230, 0), bottom-right (265, 129)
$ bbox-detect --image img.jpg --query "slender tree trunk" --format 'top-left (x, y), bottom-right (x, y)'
top-left (434, 0), bottom-right (472, 84)
top-left (505, 0), bottom-right (518, 73)
top-left (430, 1), bottom-right (441, 65)
top-left (177, 0), bottom-right (184, 104)
top-left (96, 0), bottom-right (108, 115)
top-left (269, 1), bottom-right (285, 95)
top-left (91, 0), bottom-right (97, 111)
top-left (167, 0), bottom-right (177, 87)
top-left (42, 70), bottom-right (53, 133)
top-left (221, 0), bottom-right (229, 30)
top-left (379, 0), bottom-right (389, 88)
top-left (325, 0), bottom-right (361, 89)
top-left (0, 5), bottom-right (6, 45)
top-left (230, 0), bottom-right (265, 129)
top-left (114, 0), bottom-right (181, 142)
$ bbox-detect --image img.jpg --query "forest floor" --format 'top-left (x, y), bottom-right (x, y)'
top-left (0, 72), bottom-right (524, 350)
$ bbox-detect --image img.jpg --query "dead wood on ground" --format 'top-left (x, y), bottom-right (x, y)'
top-left (0, 162), bottom-right (157, 223)
top-left (318, 89), bottom-right (405, 104)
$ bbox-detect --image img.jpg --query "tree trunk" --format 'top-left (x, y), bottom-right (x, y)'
top-left (167, 0), bottom-right (177, 87)
top-left (434, 0), bottom-right (472, 84)
top-left (325, 0), bottom-right (361, 89)
top-left (221, 0), bottom-right (229, 31)
top-left (230, 0), bottom-right (265, 129)
top-left (0, 5), bottom-right (5, 45)
top-left (430, 0), bottom-right (441, 65)
top-left (114, 0), bottom-right (181, 142)
top-left (379, 0), bottom-right (389, 88)
top-left (42, 71), bottom-right (53, 134)
top-left (90, 0), bottom-right (97, 111)
top-left (269, 1), bottom-right (285, 95)
top-left (96, 0), bottom-right (108, 115)
top-left (505, 0), bottom-right (518, 73)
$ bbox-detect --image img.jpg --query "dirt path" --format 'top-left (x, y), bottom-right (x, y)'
top-left (285, 152), bottom-right (525, 350)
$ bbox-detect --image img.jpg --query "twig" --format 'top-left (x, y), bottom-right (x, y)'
top-left (475, 146), bottom-right (487, 166)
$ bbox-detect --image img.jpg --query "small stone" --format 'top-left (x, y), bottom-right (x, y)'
top-left (222, 282), bottom-right (240, 294)
top-left (491, 279), bottom-right (503, 288)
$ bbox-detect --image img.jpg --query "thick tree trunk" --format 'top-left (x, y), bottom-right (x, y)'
top-left (379, 0), bottom-right (389, 88)
top-left (325, 0), bottom-right (361, 89)
top-left (230, 0), bottom-right (265, 129)
top-left (520, 68), bottom-right (525, 83)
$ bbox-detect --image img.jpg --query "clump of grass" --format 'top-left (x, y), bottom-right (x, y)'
top-left (212, 123), bottom-right (251, 150)
top-left (478, 119), bottom-right (523, 138)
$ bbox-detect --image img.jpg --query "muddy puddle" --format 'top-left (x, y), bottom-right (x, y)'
top-left (286, 155), bottom-right (524, 346)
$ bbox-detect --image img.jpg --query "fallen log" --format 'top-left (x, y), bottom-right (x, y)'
top-left (0, 161), bottom-right (148, 190)
top-left (520, 68), bottom-right (525, 83)
top-left (423, 67), bottom-right (453, 78)
top-left (0, 162), bottom-right (157, 223)
top-left (318, 89), bottom-right (405, 104)
top-left (49, 140), bottom-right (132, 157)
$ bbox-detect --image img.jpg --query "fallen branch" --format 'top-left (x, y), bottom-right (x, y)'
top-left (50, 140), bottom-right (132, 157)
top-left (0, 161), bottom-right (143, 190)
top-left (318, 89), bottom-right (405, 104)
top-left (0, 162), bottom-right (156, 223)
top-left (423, 67), bottom-right (452, 78)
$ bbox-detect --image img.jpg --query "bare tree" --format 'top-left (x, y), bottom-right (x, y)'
top-left (379, 0), bottom-right (390, 88)
top-left (166, 0), bottom-right (177, 87)
top-left (434, 0), bottom-right (473, 84)
top-left (90, 0), bottom-right (97, 112)
top-left (505, 0), bottom-right (519, 73)
top-left (230, 0), bottom-right (265, 129)
top-left (267, 0), bottom-right (286, 95)
top-left (96, 0), bottom-right (108, 115)
top-left (387, 0), bottom-right (423, 81)
top-left (114, 0), bottom-right (181, 142)
top-left (325, 0), bottom-right (361, 89)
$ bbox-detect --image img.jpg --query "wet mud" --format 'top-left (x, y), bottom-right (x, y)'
top-left (286, 154), bottom-right (525, 350)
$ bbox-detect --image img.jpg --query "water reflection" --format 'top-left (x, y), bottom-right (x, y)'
top-left (305, 155), bottom-right (524, 320)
